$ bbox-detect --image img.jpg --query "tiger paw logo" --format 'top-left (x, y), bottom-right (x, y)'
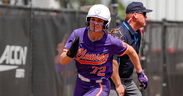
top-left (94, 8), bottom-right (101, 15)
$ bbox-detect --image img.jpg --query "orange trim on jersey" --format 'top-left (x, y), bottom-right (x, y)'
top-left (76, 59), bottom-right (106, 65)
top-left (119, 43), bottom-right (128, 56)
top-left (96, 83), bottom-right (103, 96)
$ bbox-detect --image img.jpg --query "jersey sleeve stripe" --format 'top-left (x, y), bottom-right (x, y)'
top-left (118, 45), bottom-right (128, 56)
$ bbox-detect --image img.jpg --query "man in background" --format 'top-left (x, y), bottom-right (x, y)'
top-left (110, 2), bottom-right (152, 96)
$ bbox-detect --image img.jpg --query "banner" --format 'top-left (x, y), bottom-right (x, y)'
top-left (0, 10), bottom-right (31, 96)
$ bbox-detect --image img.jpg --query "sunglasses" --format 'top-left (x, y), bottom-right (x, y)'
top-left (139, 12), bottom-right (147, 17)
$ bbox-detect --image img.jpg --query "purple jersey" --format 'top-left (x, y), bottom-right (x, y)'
top-left (64, 27), bottom-right (127, 80)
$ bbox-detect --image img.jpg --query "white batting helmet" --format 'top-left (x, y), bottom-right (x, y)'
top-left (86, 4), bottom-right (111, 29)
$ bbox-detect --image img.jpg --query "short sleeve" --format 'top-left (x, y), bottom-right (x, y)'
top-left (112, 37), bottom-right (127, 56)
top-left (64, 30), bottom-right (77, 50)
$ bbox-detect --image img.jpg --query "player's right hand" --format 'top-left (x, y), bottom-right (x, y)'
top-left (137, 70), bottom-right (148, 89)
top-left (116, 84), bottom-right (125, 96)
top-left (66, 36), bottom-right (80, 58)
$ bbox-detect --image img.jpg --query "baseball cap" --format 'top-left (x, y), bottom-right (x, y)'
top-left (126, 2), bottom-right (152, 14)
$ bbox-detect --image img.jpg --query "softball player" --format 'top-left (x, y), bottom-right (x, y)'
top-left (58, 4), bottom-right (143, 96)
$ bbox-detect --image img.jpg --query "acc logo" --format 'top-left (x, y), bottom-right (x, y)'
top-left (0, 45), bottom-right (28, 72)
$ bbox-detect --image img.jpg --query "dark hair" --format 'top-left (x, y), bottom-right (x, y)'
top-left (86, 17), bottom-right (108, 29)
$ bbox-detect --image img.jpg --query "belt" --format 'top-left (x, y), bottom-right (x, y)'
top-left (120, 77), bottom-right (132, 81)
top-left (78, 74), bottom-right (103, 83)
top-left (120, 77), bottom-right (132, 83)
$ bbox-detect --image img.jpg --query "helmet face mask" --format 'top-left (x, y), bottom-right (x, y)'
top-left (88, 17), bottom-right (105, 32)
top-left (86, 4), bottom-right (111, 29)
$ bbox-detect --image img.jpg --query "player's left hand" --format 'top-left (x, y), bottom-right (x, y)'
top-left (116, 84), bottom-right (125, 96)
top-left (66, 36), bottom-right (80, 58)
top-left (137, 70), bottom-right (148, 89)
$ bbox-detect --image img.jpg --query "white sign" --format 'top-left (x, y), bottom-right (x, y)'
top-left (0, 45), bottom-right (28, 72)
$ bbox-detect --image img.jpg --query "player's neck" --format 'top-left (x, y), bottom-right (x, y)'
top-left (88, 31), bottom-right (104, 42)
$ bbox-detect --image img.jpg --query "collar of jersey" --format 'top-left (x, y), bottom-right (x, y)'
top-left (123, 20), bottom-right (136, 36)
top-left (85, 27), bottom-right (107, 43)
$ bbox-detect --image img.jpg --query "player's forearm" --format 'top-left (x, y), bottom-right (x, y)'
top-left (111, 60), bottom-right (122, 87)
top-left (59, 51), bottom-right (72, 64)
top-left (126, 45), bottom-right (142, 72)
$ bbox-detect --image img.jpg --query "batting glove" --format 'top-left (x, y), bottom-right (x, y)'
top-left (137, 70), bottom-right (148, 89)
top-left (66, 36), bottom-right (80, 58)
